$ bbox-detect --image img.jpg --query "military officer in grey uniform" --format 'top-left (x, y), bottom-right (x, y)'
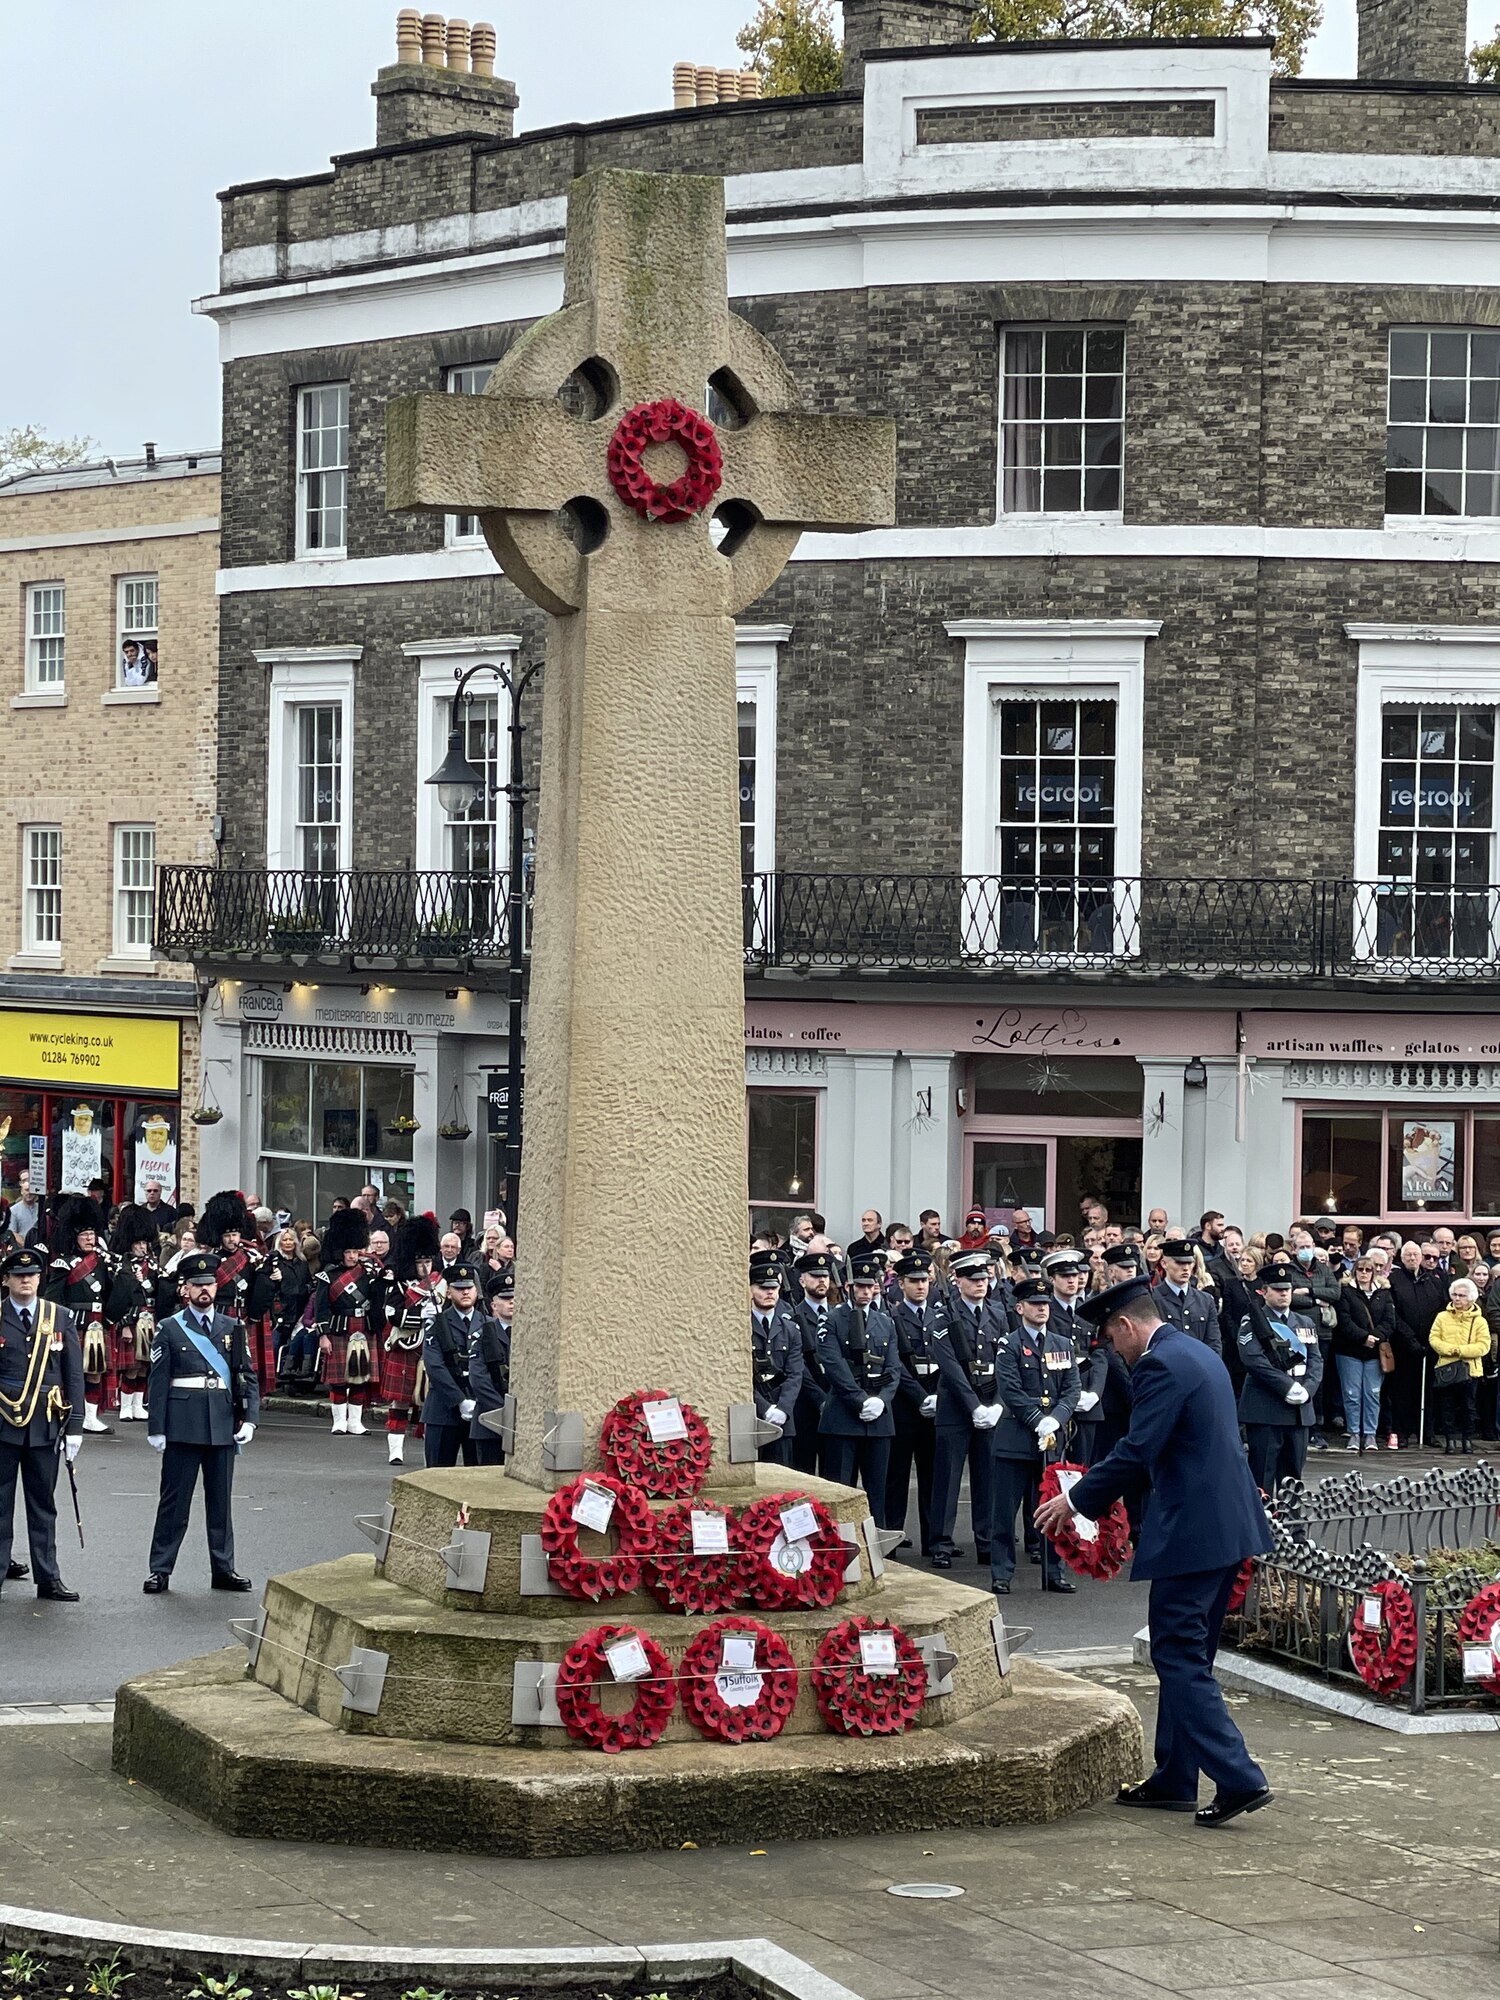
top-left (1155, 1238), bottom-right (1224, 1357)
top-left (143, 1250), bottom-right (258, 1594)
top-left (422, 1261), bottom-right (481, 1468)
top-left (468, 1267), bottom-right (512, 1467)
top-left (990, 1277), bottom-right (1081, 1596)
top-left (1237, 1261), bottom-right (1323, 1494)
top-left (0, 1246), bottom-right (84, 1601)
top-left (929, 1248), bottom-right (1006, 1568)
top-left (750, 1249), bottom-right (803, 1466)
top-left (817, 1254), bottom-right (901, 1521)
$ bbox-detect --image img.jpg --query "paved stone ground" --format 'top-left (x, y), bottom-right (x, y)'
top-left (1, 1662), bottom-right (1496, 2000)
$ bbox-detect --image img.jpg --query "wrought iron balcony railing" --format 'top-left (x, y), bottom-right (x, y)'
top-left (155, 867), bottom-right (1500, 985)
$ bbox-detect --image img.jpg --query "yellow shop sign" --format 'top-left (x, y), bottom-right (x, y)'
top-left (0, 1011), bottom-right (181, 1094)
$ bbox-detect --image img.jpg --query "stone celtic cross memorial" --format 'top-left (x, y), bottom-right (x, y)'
top-left (387, 166), bottom-right (896, 1487)
top-left (114, 171), bottom-right (1140, 1856)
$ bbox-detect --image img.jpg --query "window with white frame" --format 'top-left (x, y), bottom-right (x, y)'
top-left (25, 584), bottom-right (65, 691)
top-left (261, 649), bottom-right (357, 879)
top-left (112, 825), bottom-right (156, 957)
top-left (116, 575), bottom-right (158, 687)
top-left (296, 383), bottom-right (349, 557)
top-left (999, 327), bottom-right (1125, 517)
top-left (295, 705), bottom-right (343, 877)
top-left (445, 364), bottom-right (495, 543)
top-left (1387, 329), bottom-right (1500, 521)
top-left (23, 826), bottom-right (61, 953)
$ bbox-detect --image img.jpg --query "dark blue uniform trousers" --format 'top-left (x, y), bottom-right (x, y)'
top-left (931, 1425), bottom-right (992, 1556)
top-left (1148, 1564), bottom-right (1267, 1801)
top-left (989, 1455), bottom-right (1064, 1587)
top-left (758, 1433), bottom-right (795, 1468)
top-left (885, 1406), bottom-right (934, 1551)
top-left (149, 1443), bottom-right (235, 1577)
top-left (424, 1424), bottom-right (477, 1468)
top-left (0, 1441), bottom-right (63, 1588)
top-left (822, 1434), bottom-right (892, 1524)
top-left (789, 1382), bottom-right (823, 1476)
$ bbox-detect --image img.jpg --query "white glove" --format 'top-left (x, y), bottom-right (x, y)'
top-left (1284, 1383), bottom-right (1310, 1406)
top-left (64, 1435), bottom-right (81, 1463)
top-left (148, 1434), bottom-right (166, 1453)
top-left (234, 1423), bottom-right (256, 1446)
top-left (459, 1398), bottom-right (477, 1419)
top-left (1035, 1417), bottom-right (1061, 1445)
top-left (1076, 1390), bottom-right (1100, 1413)
top-left (971, 1404), bottom-right (1001, 1430)
top-left (859, 1396), bottom-right (884, 1422)
top-left (765, 1406), bottom-right (788, 1427)
top-left (920, 1394), bottom-right (937, 1418)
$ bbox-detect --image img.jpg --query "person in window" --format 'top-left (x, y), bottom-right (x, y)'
top-left (1429, 1278), bottom-right (1489, 1455)
top-left (140, 639), bottom-right (158, 684)
top-left (1334, 1256), bottom-right (1397, 1454)
top-left (119, 641), bottom-right (149, 688)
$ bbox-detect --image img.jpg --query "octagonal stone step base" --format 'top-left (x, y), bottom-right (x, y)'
top-left (375, 1462), bottom-right (882, 1617)
top-left (113, 1646), bottom-right (1143, 1857)
top-left (253, 1553), bottom-right (1006, 1746)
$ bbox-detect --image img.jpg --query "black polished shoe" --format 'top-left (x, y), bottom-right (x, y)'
top-left (931, 1551), bottom-right (953, 1570)
top-left (1028, 1550), bottom-right (1042, 1565)
top-left (1043, 1576), bottom-right (1077, 1594)
top-left (5, 1559), bottom-right (29, 1582)
top-left (142, 1573), bottom-right (171, 1594)
top-left (1117, 1780), bottom-right (1197, 1812)
top-left (1196, 1786), bottom-right (1274, 1828)
top-left (210, 1570), bottom-right (253, 1592)
top-left (36, 1583), bottom-right (79, 1602)
top-left (992, 1581), bottom-right (1011, 1596)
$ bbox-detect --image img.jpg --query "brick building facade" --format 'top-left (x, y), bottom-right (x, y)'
top-left (174, 2), bottom-right (1500, 1241)
top-left (0, 452), bottom-right (219, 1214)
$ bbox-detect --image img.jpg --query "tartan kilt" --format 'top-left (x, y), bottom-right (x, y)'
top-left (381, 1340), bottom-right (421, 1406)
top-left (251, 1314), bottom-right (278, 1394)
top-left (322, 1328), bottom-right (381, 1392)
top-left (110, 1322), bottom-right (148, 1378)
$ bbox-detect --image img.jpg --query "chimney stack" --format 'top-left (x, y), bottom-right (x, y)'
top-left (1356, 0), bottom-right (1468, 81)
top-left (373, 11), bottom-right (517, 145)
top-left (841, 0), bottom-right (977, 91)
top-left (144, 442), bottom-right (157, 468)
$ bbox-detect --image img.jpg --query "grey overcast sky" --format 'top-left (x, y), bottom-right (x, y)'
top-left (0, 0), bottom-right (1488, 459)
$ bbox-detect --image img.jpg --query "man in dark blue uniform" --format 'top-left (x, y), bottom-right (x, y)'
top-left (990, 1277), bottom-right (1080, 1596)
top-left (422, 1261), bottom-right (481, 1468)
top-left (817, 1255), bottom-right (900, 1521)
top-left (1037, 1273), bottom-right (1273, 1828)
top-left (750, 1250), bottom-right (803, 1467)
top-left (1155, 1239), bottom-right (1224, 1358)
top-left (0, 1246), bottom-right (84, 1601)
top-left (787, 1250), bottom-right (833, 1475)
top-left (930, 1249), bottom-right (1005, 1568)
top-left (469, 1266), bottom-right (512, 1467)
top-left (1237, 1262), bottom-right (1323, 1494)
top-left (143, 1250), bottom-right (258, 1594)
top-left (886, 1249), bottom-right (948, 1555)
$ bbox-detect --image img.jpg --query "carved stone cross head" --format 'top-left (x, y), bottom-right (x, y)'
top-left (387, 167), bottom-right (895, 616)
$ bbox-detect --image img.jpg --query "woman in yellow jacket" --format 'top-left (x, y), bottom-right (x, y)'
top-left (1429, 1277), bottom-right (1491, 1454)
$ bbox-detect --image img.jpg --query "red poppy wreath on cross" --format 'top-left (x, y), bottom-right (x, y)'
top-left (607, 399), bottom-right (723, 522)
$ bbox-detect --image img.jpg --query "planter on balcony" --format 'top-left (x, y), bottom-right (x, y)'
top-left (269, 928), bottom-right (326, 954)
top-left (414, 931), bottom-right (467, 958)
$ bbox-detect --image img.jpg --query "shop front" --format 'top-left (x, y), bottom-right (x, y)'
top-left (0, 1006), bottom-right (183, 1208)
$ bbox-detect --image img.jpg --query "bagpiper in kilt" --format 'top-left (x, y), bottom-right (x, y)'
top-left (384, 1212), bottom-right (443, 1464)
top-left (310, 1208), bottom-right (379, 1434)
top-left (106, 1204), bottom-right (162, 1423)
top-left (46, 1197), bottom-right (113, 1433)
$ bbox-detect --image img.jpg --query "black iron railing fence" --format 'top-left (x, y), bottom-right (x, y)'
top-left (155, 866), bottom-right (1500, 981)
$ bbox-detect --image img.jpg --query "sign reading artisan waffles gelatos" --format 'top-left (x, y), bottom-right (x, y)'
top-left (0, 1011), bottom-right (181, 1093)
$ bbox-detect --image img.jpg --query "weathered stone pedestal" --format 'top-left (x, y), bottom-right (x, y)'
top-left (113, 1464), bottom-right (1141, 1854)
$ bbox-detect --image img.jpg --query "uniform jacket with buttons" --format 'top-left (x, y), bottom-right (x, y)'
top-left (933, 1295), bottom-right (1008, 1426)
top-left (45, 1251), bottom-right (112, 1326)
top-left (889, 1295), bottom-right (952, 1410)
top-left (1153, 1281), bottom-right (1224, 1358)
top-left (0, 1296), bottom-right (84, 1446)
top-left (790, 1295), bottom-right (833, 1408)
top-left (422, 1302), bottom-right (476, 1426)
top-left (751, 1300), bottom-right (804, 1433)
top-left (817, 1300), bottom-right (900, 1437)
top-left (146, 1307), bottom-right (258, 1446)
top-left (1235, 1309), bottom-right (1324, 1428)
top-left (468, 1315), bottom-right (511, 1439)
top-left (992, 1323), bottom-right (1081, 1461)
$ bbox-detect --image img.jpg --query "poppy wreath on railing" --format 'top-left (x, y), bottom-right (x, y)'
top-left (599, 1388), bottom-right (714, 1499)
top-left (738, 1492), bottom-right (850, 1611)
top-left (811, 1614), bottom-right (927, 1737)
top-left (1456, 1579), bottom-right (1500, 1697)
top-left (554, 1622), bottom-right (676, 1753)
top-left (606, 398), bottom-right (723, 523)
top-left (643, 1498), bottom-right (745, 1615)
top-left (1037, 1462), bottom-right (1132, 1581)
top-left (680, 1615), bottom-right (799, 1744)
top-left (540, 1472), bottom-right (657, 1601)
top-left (1348, 1577), bottom-right (1419, 1696)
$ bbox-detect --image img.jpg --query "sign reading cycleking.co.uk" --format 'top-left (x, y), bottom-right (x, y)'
top-left (0, 1010), bottom-right (181, 1094)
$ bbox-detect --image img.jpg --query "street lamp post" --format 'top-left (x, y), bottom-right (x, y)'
top-left (425, 656), bottom-right (543, 1241)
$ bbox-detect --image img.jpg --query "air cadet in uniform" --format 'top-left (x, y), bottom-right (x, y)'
top-left (1155, 1239), bottom-right (1224, 1358)
top-left (750, 1249), bottom-right (803, 1466)
top-left (817, 1256), bottom-right (901, 1521)
top-left (788, 1250), bottom-right (835, 1475)
top-left (1237, 1261), bottom-right (1323, 1494)
top-left (422, 1260), bottom-right (482, 1468)
top-left (0, 1246), bottom-right (84, 1601)
top-left (989, 1276), bottom-right (1081, 1596)
top-left (929, 1248), bottom-right (1006, 1568)
top-left (143, 1250), bottom-right (258, 1594)
top-left (886, 1249), bottom-right (949, 1555)
top-left (468, 1267), bottom-right (512, 1467)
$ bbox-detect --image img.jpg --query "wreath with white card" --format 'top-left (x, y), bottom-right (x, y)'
top-left (643, 1498), bottom-right (745, 1615)
top-left (555, 1622), bottom-right (675, 1753)
top-left (600, 1387), bottom-right (713, 1498)
top-left (811, 1614), bottom-right (926, 1737)
top-left (738, 1492), bottom-right (849, 1611)
top-left (680, 1615), bottom-right (798, 1744)
top-left (540, 1471), bottom-right (657, 1600)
